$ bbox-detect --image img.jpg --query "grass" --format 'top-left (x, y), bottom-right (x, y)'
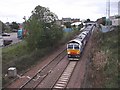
top-left (100, 28), bottom-right (119, 88)
top-left (0, 48), bottom-right (2, 89)
top-left (2, 40), bottom-right (53, 85)
top-left (92, 26), bottom-right (119, 88)
top-left (83, 26), bottom-right (119, 88)
top-left (2, 41), bottom-right (28, 64)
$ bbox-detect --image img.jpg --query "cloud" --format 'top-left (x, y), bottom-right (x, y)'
top-left (0, 0), bottom-right (119, 23)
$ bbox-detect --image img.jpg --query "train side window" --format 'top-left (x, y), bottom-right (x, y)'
top-left (74, 45), bottom-right (79, 50)
top-left (68, 45), bottom-right (73, 49)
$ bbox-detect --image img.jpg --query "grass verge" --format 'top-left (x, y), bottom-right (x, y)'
top-left (85, 26), bottom-right (119, 88)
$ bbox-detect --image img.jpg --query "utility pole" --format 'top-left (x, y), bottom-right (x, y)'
top-left (118, 1), bottom-right (120, 15)
top-left (108, 0), bottom-right (110, 19)
top-left (108, 0), bottom-right (110, 30)
top-left (106, 0), bottom-right (110, 30)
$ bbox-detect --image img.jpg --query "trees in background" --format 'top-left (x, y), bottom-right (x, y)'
top-left (64, 22), bottom-right (71, 28)
top-left (1, 22), bottom-right (11, 33)
top-left (30, 5), bottom-right (58, 23)
top-left (10, 22), bottom-right (19, 30)
top-left (25, 5), bottom-right (63, 50)
top-left (84, 19), bottom-right (91, 23)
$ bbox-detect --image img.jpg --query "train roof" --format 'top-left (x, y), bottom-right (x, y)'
top-left (77, 33), bottom-right (85, 37)
top-left (68, 33), bottom-right (86, 45)
top-left (75, 32), bottom-right (86, 39)
top-left (77, 34), bottom-right (86, 41)
top-left (68, 39), bottom-right (82, 45)
top-left (81, 31), bottom-right (89, 35)
top-left (84, 25), bottom-right (94, 31)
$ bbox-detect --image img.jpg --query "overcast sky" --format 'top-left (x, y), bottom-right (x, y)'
top-left (0, 0), bottom-right (119, 23)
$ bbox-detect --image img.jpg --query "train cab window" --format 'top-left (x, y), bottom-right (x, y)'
top-left (74, 45), bottom-right (79, 50)
top-left (82, 33), bottom-right (86, 35)
top-left (78, 36), bottom-right (82, 39)
top-left (68, 45), bottom-right (73, 49)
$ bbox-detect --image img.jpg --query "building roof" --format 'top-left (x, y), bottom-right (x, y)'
top-left (71, 22), bottom-right (82, 26)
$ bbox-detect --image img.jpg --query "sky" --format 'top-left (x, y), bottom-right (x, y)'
top-left (0, 0), bottom-right (119, 23)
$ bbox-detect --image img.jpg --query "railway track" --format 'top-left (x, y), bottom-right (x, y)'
top-left (35, 58), bottom-right (78, 89)
top-left (19, 49), bottom-right (67, 89)
top-left (5, 47), bottom-right (87, 89)
top-left (18, 55), bottom-right (78, 89)
top-left (53, 61), bottom-right (77, 89)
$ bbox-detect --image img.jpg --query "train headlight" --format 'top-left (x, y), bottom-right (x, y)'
top-left (77, 51), bottom-right (80, 54)
top-left (68, 51), bottom-right (70, 54)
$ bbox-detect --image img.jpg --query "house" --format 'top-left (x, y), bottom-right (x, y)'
top-left (56, 20), bottom-right (62, 26)
top-left (62, 18), bottom-right (72, 25)
top-left (71, 18), bottom-right (80, 23)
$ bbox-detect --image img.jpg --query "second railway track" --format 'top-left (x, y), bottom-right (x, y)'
top-left (53, 61), bottom-right (77, 89)
top-left (19, 49), bottom-right (67, 89)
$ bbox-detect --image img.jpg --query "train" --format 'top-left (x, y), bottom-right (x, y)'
top-left (67, 25), bottom-right (95, 60)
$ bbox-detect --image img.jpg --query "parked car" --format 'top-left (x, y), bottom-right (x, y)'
top-left (12, 29), bottom-right (18, 32)
top-left (3, 39), bottom-right (12, 46)
top-left (2, 33), bottom-right (10, 36)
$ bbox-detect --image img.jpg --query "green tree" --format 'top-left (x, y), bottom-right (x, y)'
top-left (10, 22), bottom-right (19, 30)
top-left (84, 19), bottom-right (91, 23)
top-left (2, 22), bottom-right (11, 33)
top-left (25, 5), bottom-right (63, 50)
top-left (102, 17), bottom-right (106, 25)
top-left (64, 22), bottom-right (71, 28)
top-left (49, 23), bottom-right (63, 46)
top-left (25, 18), bottom-right (43, 50)
top-left (30, 5), bottom-right (58, 23)
top-left (2, 22), bottom-right (6, 33)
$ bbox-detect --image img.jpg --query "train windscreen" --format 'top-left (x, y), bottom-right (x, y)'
top-left (68, 45), bottom-right (73, 49)
top-left (74, 45), bottom-right (79, 50)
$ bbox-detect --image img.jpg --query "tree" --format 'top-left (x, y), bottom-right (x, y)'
top-left (49, 23), bottom-right (63, 46)
top-left (64, 22), bottom-right (71, 28)
top-left (30, 5), bottom-right (58, 23)
top-left (102, 17), bottom-right (106, 25)
top-left (84, 19), bottom-right (91, 23)
top-left (25, 18), bottom-right (44, 50)
top-left (2, 22), bottom-right (6, 33)
top-left (87, 19), bottom-right (90, 22)
top-left (25, 5), bottom-right (63, 50)
top-left (2, 22), bottom-right (10, 33)
top-left (10, 22), bottom-right (19, 30)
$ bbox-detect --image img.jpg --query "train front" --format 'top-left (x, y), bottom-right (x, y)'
top-left (67, 40), bottom-right (82, 60)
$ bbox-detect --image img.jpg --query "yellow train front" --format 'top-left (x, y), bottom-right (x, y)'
top-left (67, 39), bottom-right (83, 60)
top-left (67, 24), bottom-right (94, 60)
top-left (67, 29), bottom-right (91, 60)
